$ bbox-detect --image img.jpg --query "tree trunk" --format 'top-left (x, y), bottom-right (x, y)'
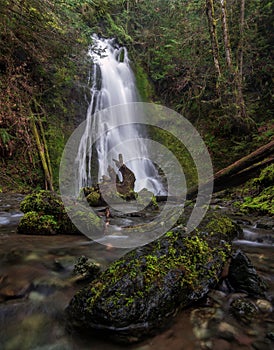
top-left (206, 0), bottom-right (221, 78)
top-left (238, 0), bottom-right (245, 80)
top-left (220, 0), bottom-right (232, 71)
top-left (219, 0), bottom-right (248, 122)
top-left (30, 117), bottom-right (54, 191)
top-left (235, 0), bottom-right (247, 120)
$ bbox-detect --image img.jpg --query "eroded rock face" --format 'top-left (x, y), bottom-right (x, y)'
top-left (66, 216), bottom-right (240, 343)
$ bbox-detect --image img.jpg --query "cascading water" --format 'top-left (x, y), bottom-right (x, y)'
top-left (76, 34), bottom-right (165, 195)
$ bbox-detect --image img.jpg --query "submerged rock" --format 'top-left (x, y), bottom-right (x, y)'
top-left (66, 216), bottom-right (240, 343)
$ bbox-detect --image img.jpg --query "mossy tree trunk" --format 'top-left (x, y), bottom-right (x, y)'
top-left (30, 115), bottom-right (54, 191)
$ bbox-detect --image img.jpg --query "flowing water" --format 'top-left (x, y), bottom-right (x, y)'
top-left (75, 35), bottom-right (164, 195)
top-left (0, 193), bottom-right (273, 350)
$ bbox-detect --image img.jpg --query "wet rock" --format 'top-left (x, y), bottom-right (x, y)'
top-left (190, 307), bottom-right (223, 340)
top-left (0, 281), bottom-right (31, 301)
top-left (230, 297), bottom-right (258, 324)
top-left (255, 299), bottom-right (273, 313)
top-left (17, 211), bottom-right (59, 235)
top-left (217, 322), bottom-right (237, 340)
top-left (207, 290), bottom-right (227, 306)
top-left (252, 339), bottom-right (273, 350)
top-left (227, 249), bottom-right (268, 297)
top-left (266, 332), bottom-right (274, 341)
top-left (85, 188), bottom-right (104, 207)
top-left (72, 255), bottom-right (101, 282)
top-left (17, 190), bottom-right (81, 235)
top-left (66, 216), bottom-right (239, 343)
top-left (255, 218), bottom-right (274, 231)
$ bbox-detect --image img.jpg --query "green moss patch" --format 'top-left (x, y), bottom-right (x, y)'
top-left (18, 190), bottom-right (80, 235)
top-left (236, 164), bottom-right (274, 215)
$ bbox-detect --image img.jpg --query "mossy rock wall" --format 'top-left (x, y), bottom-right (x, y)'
top-left (66, 216), bottom-right (240, 343)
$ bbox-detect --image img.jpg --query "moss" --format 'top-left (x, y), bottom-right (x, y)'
top-left (134, 63), bottom-right (154, 101)
top-left (66, 216), bottom-right (239, 342)
top-left (206, 215), bottom-right (241, 242)
top-left (230, 298), bottom-right (258, 324)
top-left (236, 164), bottom-right (274, 215)
top-left (73, 255), bottom-right (101, 282)
top-left (18, 190), bottom-right (81, 235)
top-left (17, 211), bottom-right (59, 235)
top-left (86, 191), bottom-right (101, 206)
top-left (20, 190), bottom-right (63, 215)
top-left (240, 186), bottom-right (274, 215)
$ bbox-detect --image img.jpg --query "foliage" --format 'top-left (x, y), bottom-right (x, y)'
top-left (0, 0), bottom-right (273, 190)
top-left (0, 0), bottom-right (90, 190)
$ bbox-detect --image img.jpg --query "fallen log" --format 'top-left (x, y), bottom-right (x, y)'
top-left (213, 140), bottom-right (274, 191)
top-left (187, 140), bottom-right (274, 198)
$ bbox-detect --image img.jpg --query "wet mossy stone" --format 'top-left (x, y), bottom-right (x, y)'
top-left (86, 190), bottom-right (101, 207)
top-left (227, 249), bottom-right (268, 297)
top-left (73, 255), bottom-right (101, 283)
top-left (230, 297), bottom-right (258, 324)
top-left (17, 211), bottom-right (59, 235)
top-left (18, 190), bottom-right (80, 235)
top-left (66, 216), bottom-right (239, 343)
top-left (20, 190), bottom-right (63, 216)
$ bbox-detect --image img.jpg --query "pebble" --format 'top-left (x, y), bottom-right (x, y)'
top-left (28, 291), bottom-right (46, 302)
top-left (217, 322), bottom-right (237, 340)
top-left (255, 299), bottom-right (273, 313)
top-left (191, 307), bottom-right (224, 341)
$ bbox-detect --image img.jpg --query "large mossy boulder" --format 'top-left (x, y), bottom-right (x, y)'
top-left (17, 190), bottom-right (80, 235)
top-left (66, 216), bottom-right (241, 343)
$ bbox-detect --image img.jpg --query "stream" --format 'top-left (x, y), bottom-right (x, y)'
top-left (0, 193), bottom-right (273, 350)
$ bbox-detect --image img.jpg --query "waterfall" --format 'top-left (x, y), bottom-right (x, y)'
top-left (75, 34), bottom-right (165, 195)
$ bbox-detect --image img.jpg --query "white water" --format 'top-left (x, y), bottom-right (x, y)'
top-left (76, 35), bottom-right (164, 195)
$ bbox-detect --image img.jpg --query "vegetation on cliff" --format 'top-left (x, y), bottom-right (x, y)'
top-left (0, 0), bottom-right (273, 191)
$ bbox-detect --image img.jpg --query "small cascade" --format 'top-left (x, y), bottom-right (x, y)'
top-left (75, 34), bottom-right (165, 195)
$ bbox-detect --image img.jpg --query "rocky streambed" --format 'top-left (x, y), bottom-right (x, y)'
top-left (0, 192), bottom-right (273, 350)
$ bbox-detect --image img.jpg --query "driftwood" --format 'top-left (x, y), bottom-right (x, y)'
top-left (107, 154), bottom-right (136, 196)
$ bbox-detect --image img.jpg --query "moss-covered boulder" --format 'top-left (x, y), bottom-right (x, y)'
top-left (66, 216), bottom-right (240, 343)
top-left (17, 211), bottom-right (59, 235)
top-left (17, 190), bottom-right (80, 235)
